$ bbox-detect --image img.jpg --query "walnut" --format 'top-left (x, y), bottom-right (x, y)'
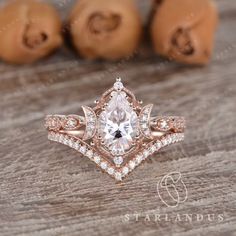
top-left (68, 0), bottom-right (142, 60)
top-left (0, 0), bottom-right (62, 64)
top-left (150, 0), bottom-right (218, 65)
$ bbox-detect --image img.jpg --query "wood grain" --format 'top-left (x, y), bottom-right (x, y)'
top-left (0, 1), bottom-right (236, 236)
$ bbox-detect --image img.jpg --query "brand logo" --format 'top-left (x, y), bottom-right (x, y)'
top-left (157, 172), bottom-right (188, 207)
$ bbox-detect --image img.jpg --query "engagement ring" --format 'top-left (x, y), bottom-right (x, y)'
top-left (45, 78), bottom-right (185, 181)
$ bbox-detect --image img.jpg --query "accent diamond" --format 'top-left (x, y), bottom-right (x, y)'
top-left (64, 117), bottom-right (78, 129)
top-left (155, 141), bottom-right (162, 149)
top-left (86, 150), bottom-right (93, 158)
top-left (113, 80), bottom-right (124, 90)
top-left (129, 161), bottom-right (135, 169)
top-left (73, 142), bottom-right (80, 150)
top-left (143, 150), bottom-right (149, 159)
top-left (94, 155), bottom-right (100, 164)
top-left (107, 167), bottom-right (114, 175)
top-left (79, 146), bottom-right (86, 154)
top-left (122, 167), bottom-right (129, 175)
top-left (101, 162), bottom-right (107, 170)
top-left (135, 154), bottom-right (143, 164)
top-left (115, 172), bottom-right (122, 181)
top-left (113, 156), bottom-right (123, 166)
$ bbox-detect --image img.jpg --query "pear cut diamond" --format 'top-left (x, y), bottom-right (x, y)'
top-left (98, 91), bottom-right (138, 155)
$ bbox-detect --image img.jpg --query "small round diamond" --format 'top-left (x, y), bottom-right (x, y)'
top-left (94, 155), bottom-right (100, 164)
top-left (115, 172), bottom-right (122, 181)
top-left (158, 119), bottom-right (169, 130)
top-left (113, 156), bottom-right (123, 166)
top-left (141, 114), bottom-right (148, 122)
top-left (86, 150), bottom-right (93, 158)
top-left (162, 138), bottom-right (168, 146)
top-left (150, 145), bottom-right (156, 154)
top-left (79, 146), bottom-right (86, 154)
top-left (143, 150), bottom-right (149, 158)
top-left (167, 136), bottom-right (172, 144)
top-left (122, 167), bottom-right (129, 175)
top-left (155, 141), bottom-right (162, 149)
top-left (107, 167), bottom-right (114, 175)
top-left (73, 142), bottom-right (80, 150)
top-left (136, 155), bottom-right (143, 164)
top-left (129, 161), bottom-right (135, 169)
top-left (59, 134), bottom-right (64, 143)
top-left (55, 134), bottom-right (60, 141)
top-left (63, 137), bottom-right (69, 145)
top-left (173, 134), bottom-right (178, 142)
top-left (113, 81), bottom-right (124, 90)
top-left (141, 123), bottom-right (148, 129)
top-left (64, 118), bottom-right (78, 129)
top-left (68, 139), bottom-right (74, 147)
top-left (101, 162), bottom-right (107, 170)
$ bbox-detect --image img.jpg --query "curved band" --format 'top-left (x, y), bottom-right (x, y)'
top-left (45, 114), bottom-right (185, 138)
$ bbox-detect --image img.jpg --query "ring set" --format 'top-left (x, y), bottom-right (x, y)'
top-left (45, 78), bottom-right (185, 181)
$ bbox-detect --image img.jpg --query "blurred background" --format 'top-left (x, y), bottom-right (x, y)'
top-left (0, 0), bottom-right (235, 236)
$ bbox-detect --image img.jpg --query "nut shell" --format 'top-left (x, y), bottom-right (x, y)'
top-left (150, 0), bottom-right (218, 65)
top-left (0, 0), bottom-right (62, 64)
top-left (69, 0), bottom-right (142, 60)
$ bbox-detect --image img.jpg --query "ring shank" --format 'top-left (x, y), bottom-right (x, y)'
top-left (45, 114), bottom-right (185, 139)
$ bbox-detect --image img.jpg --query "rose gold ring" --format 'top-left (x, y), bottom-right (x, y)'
top-left (45, 78), bottom-right (185, 181)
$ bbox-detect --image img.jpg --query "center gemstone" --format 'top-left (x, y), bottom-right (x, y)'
top-left (98, 91), bottom-right (138, 155)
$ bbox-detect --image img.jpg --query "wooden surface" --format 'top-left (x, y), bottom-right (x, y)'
top-left (0, 1), bottom-right (236, 236)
